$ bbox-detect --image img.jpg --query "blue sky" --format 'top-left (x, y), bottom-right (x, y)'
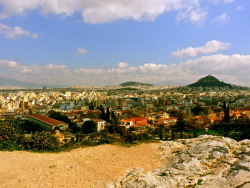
top-left (0, 0), bottom-right (249, 87)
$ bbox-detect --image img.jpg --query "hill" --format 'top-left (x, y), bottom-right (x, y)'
top-left (119, 81), bottom-right (153, 87)
top-left (188, 75), bottom-right (232, 88)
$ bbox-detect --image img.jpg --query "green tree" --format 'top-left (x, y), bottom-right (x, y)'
top-left (154, 124), bottom-right (165, 140)
top-left (106, 107), bottom-right (111, 123)
top-left (48, 111), bottom-right (71, 124)
top-left (0, 117), bottom-right (61, 151)
top-left (223, 106), bottom-right (230, 123)
top-left (222, 101), bottom-right (227, 112)
top-left (191, 105), bottom-right (203, 115)
top-left (87, 110), bottom-right (100, 119)
top-left (99, 105), bottom-right (106, 120)
top-left (29, 131), bottom-right (62, 151)
top-left (82, 121), bottom-right (97, 134)
top-left (19, 120), bottom-right (45, 133)
top-left (48, 110), bottom-right (78, 133)
top-left (211, 118), bottom-right (250, 140)
top-left (174, 112), bottom-right (186, 139)
top-left (109, 111), bottom-right (119, 133)
top-left (89, 101), bottom-right (95, 110)
top-left (0, 119), bottom-right (25, 150)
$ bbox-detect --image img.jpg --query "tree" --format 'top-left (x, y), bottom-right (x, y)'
top-left (87, 110), bottom-right (100, 119)
top-left (99, 105), bottom-right (106, 120)
top-left (48, 110), bottom-right (78, 133)
top-left (76, 111), bottom-right (84, 117)
top-left (157, 124), bottom-right (165, 140)
top-left (211, 119), bottom-right (250, 140)
top-left (0, 118), bottom-right (25, 150)
top-left (223, 106), bottom-right (230, 123)
top-left (82, 121), bottom-right (97, 134)
top-left (108, 111), bottom-right (119, 134)
top-left (29, 131), bottom-right (62, 151)
top-left (222, 101), bottom-right (227, 112)
top-left (191, 105), bottom-right (203, 115)
top-left (174, 112), bottom-right (186, 139)
top-left (48, 111), bottom-right (71, 124)
top-left (106, 107), bottom-right (111, 123)
top-left (89, 102), bottom-right (95, 110)
top-left (20, 120), bottom-right (46, 133)
top-left (0, 116), bottom-right (61, 151)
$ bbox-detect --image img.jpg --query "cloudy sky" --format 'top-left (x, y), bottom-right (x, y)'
top-left (0, 0), bottom-right (249, 87)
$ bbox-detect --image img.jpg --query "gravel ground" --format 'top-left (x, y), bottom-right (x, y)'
top-left (0, 143), bottom-right (162, 188)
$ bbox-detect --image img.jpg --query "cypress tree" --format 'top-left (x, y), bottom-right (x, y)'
top-left (222, 101), bottom-right (227, 112)
top-left (100, 105), bottom-right (106, 120)
top-left (223, 106), bottom-right (230, 123)
top-left (106, 107), bottom-right (111, 123)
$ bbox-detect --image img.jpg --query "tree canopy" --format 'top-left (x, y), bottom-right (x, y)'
top-left (82, 120), bottom-right (97, 134)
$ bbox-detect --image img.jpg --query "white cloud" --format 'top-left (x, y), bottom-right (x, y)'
top-left (188, 9), bottom-right (207, 25)
top-left (212, 12), bottom-right (229, 23)
top-left (76, 47), bottom-right (88, 55)
top-left (0, 23), bottom-right (38, 39)
top-left (0, 0), bottom-right (231, 25)
top-left (1, 54), bottom-right (249, 87)
top-left (0, 60), bottom-right (33, 73)
top-left (117, 62), bottom-right (129, 69)
top-left (45, 64), bottom-right (66, 70)
top-left (177, 8), bottom-right (207, 25)
top-left (172, 40), bottom-right (231, 58)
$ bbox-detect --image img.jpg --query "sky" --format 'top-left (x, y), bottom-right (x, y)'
top-left (0, 0), bottom-right (249, 87)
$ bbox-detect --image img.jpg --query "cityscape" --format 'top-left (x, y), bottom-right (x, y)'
top-left (1, 75), bottom-right (249, 143)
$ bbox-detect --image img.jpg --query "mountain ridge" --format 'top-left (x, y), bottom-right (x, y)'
top-left (119, 81), bottom-right (153, 87)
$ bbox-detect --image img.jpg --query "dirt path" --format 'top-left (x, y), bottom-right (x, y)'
top-left (0, 143), bottom-right (162, 188)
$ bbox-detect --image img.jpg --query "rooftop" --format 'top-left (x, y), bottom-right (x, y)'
top-left (30, 114), bottom-right (68, 126)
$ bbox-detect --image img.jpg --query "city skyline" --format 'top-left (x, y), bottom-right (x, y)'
top-left (0, 0), bottom-right (249, 87)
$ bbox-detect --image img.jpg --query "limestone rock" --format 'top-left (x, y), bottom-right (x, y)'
top-left (106, 135), bottom-right (250, 188)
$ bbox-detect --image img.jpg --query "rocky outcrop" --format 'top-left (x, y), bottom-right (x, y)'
top-left (106, 135), bottom-right (250, 188)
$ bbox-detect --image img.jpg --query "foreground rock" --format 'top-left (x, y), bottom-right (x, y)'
top-left (106, 135), bottom-right (250, 188)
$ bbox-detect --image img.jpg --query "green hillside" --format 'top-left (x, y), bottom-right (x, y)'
top-left (120, 81), bottom-right (153, 87)
top-left (188, 75), bottom-right (232, 88)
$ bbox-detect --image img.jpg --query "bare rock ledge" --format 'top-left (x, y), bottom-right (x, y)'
top-left (106, 135), bottom-right (250, 188)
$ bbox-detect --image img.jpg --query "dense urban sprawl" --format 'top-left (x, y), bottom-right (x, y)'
top-left (0, 85), bottom-right (249, 151)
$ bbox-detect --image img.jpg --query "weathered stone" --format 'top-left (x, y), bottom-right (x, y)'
top-left (106, 135), bottom-right (250, 188)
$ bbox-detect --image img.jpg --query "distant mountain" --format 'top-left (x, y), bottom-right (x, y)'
top-left (0, 77), bottom-right (64, 89)
top-left (119, 81), bottom-right (153, 87)
top-left (188, 75), bottom-right (232, 88)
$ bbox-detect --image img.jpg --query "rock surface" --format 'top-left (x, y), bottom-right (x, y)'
top-left (106, 135), bottom-right (250, 188)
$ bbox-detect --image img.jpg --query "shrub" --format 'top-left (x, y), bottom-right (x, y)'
top-left (0, 123), bottom-right (24, 151)
top-left (28, 131), bottom-right (62, 151)
top-left (158, 172), bottom-right (167, 176)
top-left (98, 136), bottom-right (114, 144)
top-left (125, 133), bottom-right (139, 144)
top-left (80, 139), bottom-right (98, 146)
top-left (0, 118), bottom-right (62, 152)
top-left (197, 179), bottom-right (203, 185)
